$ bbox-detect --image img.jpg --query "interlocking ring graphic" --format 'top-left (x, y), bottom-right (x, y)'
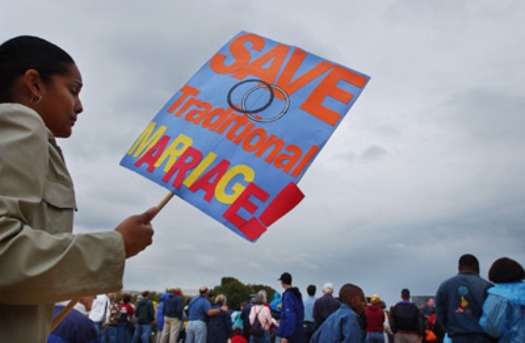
top-left (227, 79), bottom-right (290, 123)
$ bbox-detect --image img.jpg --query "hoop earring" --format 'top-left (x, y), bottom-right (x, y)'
top-left (30, 95), bottom-right (42, 105)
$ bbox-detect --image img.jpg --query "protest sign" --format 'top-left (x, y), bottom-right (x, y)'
top-left (120, 31), bottom-right (370, 241)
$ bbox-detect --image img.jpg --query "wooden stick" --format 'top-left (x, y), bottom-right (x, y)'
top-left (156, 192), bottom-right (174, 215)
top-left (50, 298), bottom-right (79, 331)
top-left (50, 192), bottom-right (175, 332)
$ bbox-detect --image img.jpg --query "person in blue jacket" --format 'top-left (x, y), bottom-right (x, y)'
top-left (480, 257), bottom-right (525, 343)
top-left (310, 283), bottom-right (366, 343)
top-left (207, 294), bottom-right (232, 343)
top-left (156, 292), bottom-right (170, 340)
top-left (270, 292), bottom-right (282, 320)
top-left (436, 254), bottom-right (495, 342)
top-left (275, 272), bottom-right (304, 343)
top-left (48, 296), bottom-right (100, 343)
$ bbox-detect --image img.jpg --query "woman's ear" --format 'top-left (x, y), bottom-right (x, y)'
top-left (22, 69), bottom-right (44, 101)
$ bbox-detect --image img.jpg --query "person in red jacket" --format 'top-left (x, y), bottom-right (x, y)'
top-left (231, 328), bottom-right (248, 343)
top-left (117, 293), bottom-right (135, 342)
top-left (365, 295), bottom-right (385, 343)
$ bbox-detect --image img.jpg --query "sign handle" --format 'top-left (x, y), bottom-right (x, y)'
top-left (156, 192), bottom-right (174, 215)
top-left (50, 191), bottom-right (174, 332)
top-left (50, 298), bottom-right (78, 332)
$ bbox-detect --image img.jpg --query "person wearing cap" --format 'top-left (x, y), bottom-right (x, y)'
top-left (389, 288), bottom-right (424, 343)
top-left (365, 295), bottom-right (385, 342)
top-left (275, 272), bottom-right (304, 343)
top-left (313, 282), bottom-right (341, 329)
top-left (435, 254), bottom-right (494, 343)
top-left (160, 288), bottom-right (184, 343)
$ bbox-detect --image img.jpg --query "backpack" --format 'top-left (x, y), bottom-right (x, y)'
top-left (135, 299), bottom-right (154, 324)
top-left (136, 299), bottom-right (148, 314)
top-left (251, 307), bottom-right (264, 337)
top-left (104, 302), bottom-right (120, 327)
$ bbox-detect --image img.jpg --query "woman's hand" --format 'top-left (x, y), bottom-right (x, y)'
top-left (115, 207), bottom-right (157, 258)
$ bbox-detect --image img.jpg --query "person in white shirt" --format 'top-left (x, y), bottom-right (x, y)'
top-left (89, 294), bottom-right (110, 335)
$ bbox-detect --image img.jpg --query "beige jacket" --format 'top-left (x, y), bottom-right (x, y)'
top-left (0, 104), bottom-right (126, 342)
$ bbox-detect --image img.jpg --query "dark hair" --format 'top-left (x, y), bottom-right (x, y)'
top-left (121, 293), bottom-right (132, 303)
top-left (339, 283), bottom-right (363, 305)
top-left (459, 254), bottom-right (480, 273)
top-left (0, 35), bottom-right (74, 102)
top-left (307, 284), bottom-right (316, 296)
top-left (278, 272), bottom-right (292, 285)
top-left (488, 257), bottom-right (524, 283)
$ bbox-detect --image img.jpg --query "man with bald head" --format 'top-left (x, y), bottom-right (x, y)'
top-left (311, 283), bottom-right (366, 342)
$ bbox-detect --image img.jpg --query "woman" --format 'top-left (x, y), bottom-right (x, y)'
top-left (117, 293), bottom-right (135, 343)
top-left (249, 291), bottom-right (273, 343)
top-left (479, 257), bottom-right (525, 343)
top-left (0, 36), bottom-right (156, 342)
top-left (207, 294), bottom-right (232, 343)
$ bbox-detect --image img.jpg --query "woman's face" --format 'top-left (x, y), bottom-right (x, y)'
top-left (37, 63), bottom-right (83, 138)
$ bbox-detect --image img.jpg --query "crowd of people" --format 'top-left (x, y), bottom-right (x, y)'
top-left (47, 254), bottom-right (524, 343)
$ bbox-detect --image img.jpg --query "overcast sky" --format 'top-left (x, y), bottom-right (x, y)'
top-left (2, 0), bottom-right (524, 307)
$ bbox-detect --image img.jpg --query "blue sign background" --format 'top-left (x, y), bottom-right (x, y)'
top-left (121, 31), bottom-right (370, 241)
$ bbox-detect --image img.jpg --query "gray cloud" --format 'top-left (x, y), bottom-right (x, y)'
top-left (2, 0), bottom-right (524, 308)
